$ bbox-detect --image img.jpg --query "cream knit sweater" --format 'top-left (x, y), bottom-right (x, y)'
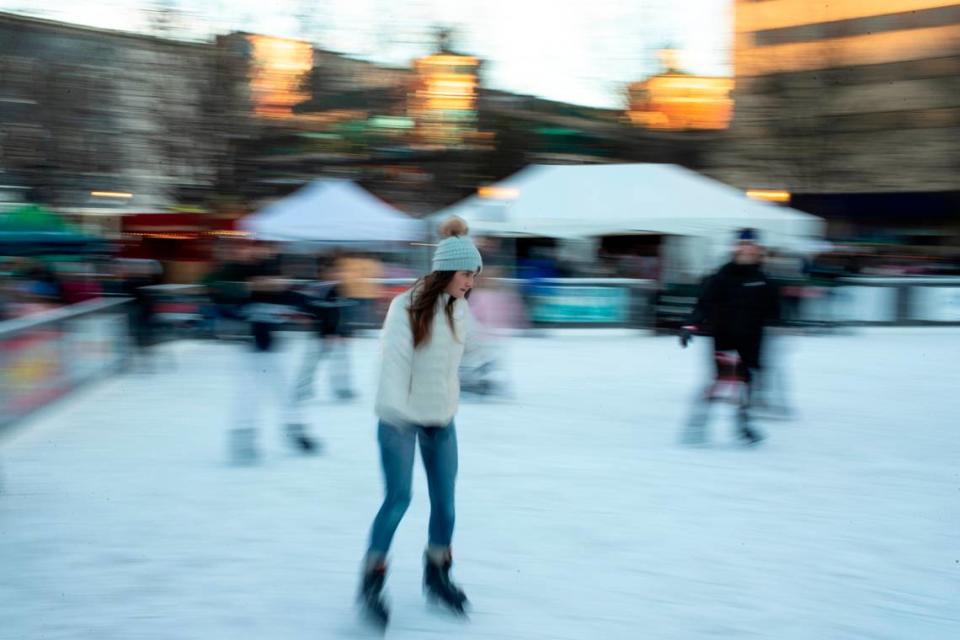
top-left (375, 289), bottom-right (478, 428)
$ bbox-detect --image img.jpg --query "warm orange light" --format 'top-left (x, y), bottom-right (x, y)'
top-left (417, 54), bottom-right (479, 68)
top-left (627, 74), bottom-right (734, 131)
top-left (247, 35), bottom-right (313, 118)
top-left (746, 189), bottom-right (791, 203)
top-left (410, 51), bottom-right (480, 145)
top-left (91, 191), bottom-right (133, 198)
top-left (478, 186), bottom-right (519, 200)
top-left (207, 230), bottom-right (250, 237)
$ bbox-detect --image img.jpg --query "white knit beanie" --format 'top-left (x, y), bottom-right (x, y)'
top-left (432, 217), bottom-right (482, 273)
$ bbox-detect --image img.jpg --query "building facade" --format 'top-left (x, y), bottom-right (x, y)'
top-left (0, 12), bottom-right (238, 210)
top-left (708, 0), bottom-right (960, 239)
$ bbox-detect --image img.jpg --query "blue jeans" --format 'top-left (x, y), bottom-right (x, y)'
top-left (367, 421), bottom-right (458, 557)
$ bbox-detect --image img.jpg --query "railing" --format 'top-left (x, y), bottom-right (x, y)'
top-left (373, 277), bottom-right (656, 330)
top-left (0, 298), bottom-right (131, 434)
top-left (653, 276), bottom-right (960, 329)
top-left (821, 276), bottom-right (960, 325)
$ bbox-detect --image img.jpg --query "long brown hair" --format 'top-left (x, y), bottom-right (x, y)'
top-left (409, 271), bottom-right (464, 348)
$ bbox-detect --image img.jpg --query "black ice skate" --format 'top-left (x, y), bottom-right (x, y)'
top-left (285, 423), bottom-right (320, 454)
top-left (423, 552), bottom-right (468, 615)
top-left (736, 418), bottom-right (765, 446)
top-left (358, 563), bottom-right (389, 630)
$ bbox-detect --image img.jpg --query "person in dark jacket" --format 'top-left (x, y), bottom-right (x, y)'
top-left (210, 241), bottom-right (316, 463)
top-left (116, 259), bottom-right (163, 369)
top-left (679, 228), bottom-right (780, 445)
top-left (292, 257), bottom-right (356, 402)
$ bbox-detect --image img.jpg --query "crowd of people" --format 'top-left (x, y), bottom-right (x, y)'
top-left (0, 256), bottom-right (163, 322)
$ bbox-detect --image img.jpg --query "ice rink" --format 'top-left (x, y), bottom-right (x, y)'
top-left (2, 329), bottom-right (958, 639)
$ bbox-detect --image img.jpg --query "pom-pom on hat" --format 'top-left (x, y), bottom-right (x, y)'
top-left (432, 217), bottom-right (483, 273)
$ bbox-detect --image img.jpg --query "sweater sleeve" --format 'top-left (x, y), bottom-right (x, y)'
top-left (375, 295), bottom-right (416, 427)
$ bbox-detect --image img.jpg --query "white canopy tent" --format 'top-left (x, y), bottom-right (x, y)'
top-left (241, 180), bottom-right (424, 243)
top-left (430, 164), bottom-right (826, 276)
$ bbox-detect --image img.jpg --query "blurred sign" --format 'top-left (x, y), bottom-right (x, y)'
top-left (530, 285), bottom-right (629, 324)
top-left (1, 302), bottom-right (130, 432)
top-left (0, 328), bottom-right (67, 428)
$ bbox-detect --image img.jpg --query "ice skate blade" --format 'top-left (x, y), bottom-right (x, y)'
top-left (356, 603), bottom-right (388, 634)
top-left (425, 593), bottom-right (470, 619)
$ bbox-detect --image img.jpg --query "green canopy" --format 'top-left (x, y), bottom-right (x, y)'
top-left (0, 204), bottom-right (76, 233)
top-left (0, 205), bottom-right (107, 256)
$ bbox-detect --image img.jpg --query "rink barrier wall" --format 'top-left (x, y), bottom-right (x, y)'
top-left (374, 277), bottom-right (656, 330)
top-left (140, 278), bottom-right (657, 334)
top-left (0, 298), bottom-right (131, 435)
top-left (828, 277), bottom-right (960, 326)
top-left (653, 277), bottom-right (960, 329)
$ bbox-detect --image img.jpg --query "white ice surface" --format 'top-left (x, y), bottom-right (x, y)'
top-left (1, 329), bottom-right (958, 639)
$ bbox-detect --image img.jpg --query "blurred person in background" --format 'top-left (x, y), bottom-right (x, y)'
top-left (58, 262), bottom-right (103, 305)
top-left (336, 251), bottom-right (384, 331)
top-left (0, 264), bottom-right (14, 320)
top-left (21, 260), bottom-right (62, 302)
top-left (358, 217), bottom-right (481, 628)
top-left (114, 259), bottom-right (163, 371)
top-left (292, 256), bottom-right (355, 402)
top-left (679, 228), bottom-right (780, 445)
top-left (203, 239), bottom-right (253, 338)
top-left (6, 260), bottom-right (62, 316)
top-left (459, 264), bottom-right (526, 398)
top-left (208, 240), bottom-right (317, 463)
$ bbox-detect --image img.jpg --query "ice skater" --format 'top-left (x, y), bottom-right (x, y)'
top-left (679, 228), bottom-right (780, 445)
top-left (209, 241), bottom-right (319, 464)
top-left (358, 217), bottom-right (482, 628)
top-left (458, 266), bottom-right (524, 399)
top-left (292, 258), bottom-right (355, 403)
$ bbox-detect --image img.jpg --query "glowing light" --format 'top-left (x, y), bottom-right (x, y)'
top-left (746, 189), bottom-right (791, 203)
top-left (247, 35), bottom-right (313, 119)
top-left (410, 52), bottom-right (480, 145)
top-left (91, 191), bottom-right (133, 198)
top-left (478, 186), bottom-right (519, 200)
top-left (627, 73), bottom-right (734, 131)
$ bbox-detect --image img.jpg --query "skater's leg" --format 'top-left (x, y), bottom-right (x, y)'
top-left (735, 341), bottom-right (764, 444)
top-left (682, 383), bottom-right (714, 445)
top-left (294, 334), bottom-right (324, 401)
top-left (251, 331), bottom-right (316, 453)
top-left (258, 339), bottom-right (304, 429)
top-left (681, 340), bottom-right (725, 445)
top-left (330, 337), bottom-right (355, 399)
top-left (418, 423), bottom-right (467, 612)
top-left (367, 421), bottom-right (417, 559)
top-left (229, 344), bottom-right (262, 462)
top-left (418, 423), bottom-right (458, 551)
